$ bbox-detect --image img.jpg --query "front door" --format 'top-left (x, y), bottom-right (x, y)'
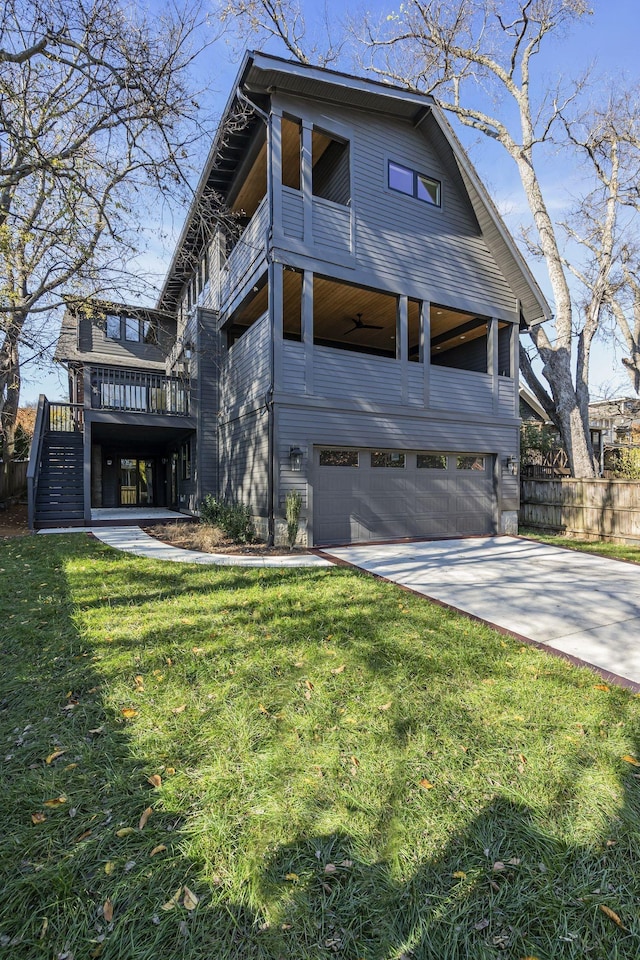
top-left (119, 458), bottom-right (154, 507)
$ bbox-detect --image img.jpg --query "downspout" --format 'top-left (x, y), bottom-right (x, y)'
top-left (236, 86), bottom-right (276, 545)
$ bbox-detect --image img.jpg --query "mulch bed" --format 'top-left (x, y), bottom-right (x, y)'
top-left (142, 521), bottom-right (304, 556)
top-left (0, 501), bottom-right (29, 538)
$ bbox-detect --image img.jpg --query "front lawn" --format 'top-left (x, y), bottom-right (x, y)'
top-left (1, 534), bottom-right (640, 959)
top-left (519, 529), bottom-right (640, 565)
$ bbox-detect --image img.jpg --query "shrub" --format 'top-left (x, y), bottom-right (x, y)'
top-left (609, 447), bottom-right (640, 480)
top-left (199, 495), bottom-right (255, 544)
top-left (285, 490), bottom-right (302, 549)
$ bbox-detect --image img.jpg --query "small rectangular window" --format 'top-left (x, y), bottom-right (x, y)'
top-left (143, 319), bottom-right (158, 345)
top-left (388, 160), bottom-right (441, 207)
top-left (106, 314), bottom-right (121, 340)
top-left (388, 161), bottom-right (413, 196)
top-left (417, 173), bottom-right (440, 205)
top-left (319, 449), bottom-right (359, 467)
top-left (124, 316), bottom-right (140, 342)
top-left (371, 451), bottom-right (406, 468)
top-left (417, 454), bottom-right (447, 469)
top-left (456, 455), bottom-right (485, 471)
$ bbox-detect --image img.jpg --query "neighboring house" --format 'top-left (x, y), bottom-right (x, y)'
top-left (588, 397), bottom-right (640, 447)
top-left (30, 51), bottom-right (550, 544)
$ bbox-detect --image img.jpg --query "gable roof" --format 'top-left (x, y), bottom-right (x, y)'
top-left (157, 51), bottom-right (551, 325)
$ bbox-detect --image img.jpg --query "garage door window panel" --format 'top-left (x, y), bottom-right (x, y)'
top-left (319, 449), bottom-right (359, 467)
top-left (417, 454), bottom-right (448, 469)
top-left (456, 455), bottom-right (486, 471)
top-left (371, 451), bottom-right (406, 468)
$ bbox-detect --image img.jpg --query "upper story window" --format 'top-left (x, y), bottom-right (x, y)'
top-left (105, 312), bottom-right (158, 345)
top-left (106, 313), bottom-right (121, 340)
top-left (312, 128), bottom-right (350, 206)
top-left (388, 160), bottom-right (441, 207)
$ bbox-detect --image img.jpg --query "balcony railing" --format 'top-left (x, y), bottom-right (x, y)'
top-left (90, 366), bottom-right (189, 416)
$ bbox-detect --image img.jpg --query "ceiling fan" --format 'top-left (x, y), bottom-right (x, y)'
top-left (343, 313), bottom-right (383, 335)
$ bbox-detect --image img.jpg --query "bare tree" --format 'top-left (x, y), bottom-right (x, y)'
top-left (215, 0), bottom-right (343, 66)
top-left (0, 0), bottom-right (210, 467)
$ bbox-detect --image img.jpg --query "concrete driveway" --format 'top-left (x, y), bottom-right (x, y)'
top-left (322, 536), bottom-right (640, 689)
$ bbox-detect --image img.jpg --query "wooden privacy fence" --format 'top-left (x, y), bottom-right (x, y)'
top-left (520, 478), bottom-right (640, 543)
top-left (0, 459), bottom-right (28, 502)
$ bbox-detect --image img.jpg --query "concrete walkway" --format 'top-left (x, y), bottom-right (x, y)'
top-left (39, 525), bottom-right (333, 568)
top-left (323, 536), bottom-right (640, 689)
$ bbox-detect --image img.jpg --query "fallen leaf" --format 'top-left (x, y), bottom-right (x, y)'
top-left (183, 886), bottom-right (199, 910)
top-left (606, 840), bottom-right (617, 847)
top-left (134, 675), bottom-right (144, 687)
top-left (492, 861), bottom-right (506, 872)
top-left (166, 767), bottom-right (176, 776)
top-left (285, 873), bottom-right (299, 881)
top-left (475, 918), bottom-right (490, 931)
top-left (378, 701), bottom-right (392, 711)
top-left (339, 860), bottom-right (353, 868)
top-left (139, 806), bottom-right (153, 830)
top-left (39, 917), bottom-right (48, 940)
top-left (331, 664), bottom-right (346, 675)
top-left (599, 904), bottom-right (626, 929)
top-left (150, 844), bottom-right (167, 857)
top-left (43, 796), bottom-right (66, 807)
top-left (88, 727), bottom-right (104, 735)
top-left (64, 763), bottom-right (78, 771)
top-left (121, 708), bottom-right (138, 718)
top-left (45, 749), bottom-right (66, 764)
top-left (104, 861), bottom-right (115, 875)
top-left (74, 829), bottom-right (92, 842)
top-left (172, 704), bottom-right (186, 715)
top-left (594, 684), bottom-right (610, 691)
top-left (115, 827), bottom-right (137, 838)
top-left (31, 811), bottom-right (46, 824)
top-left (518, 754), bottom-right (527, 765)
top-left (419, 779), bottom-right (434, 790)
top-left (161, 887), bottom-right (182, 911)
top-left (622, 754), bottom-right (640, 767)
top-left (305, 679), bottom-right (314, 690)
top-left (324, 863), bottom-right (336, 874)
top-left (103, 898), bottom-right (113, 922)
top-left (507, 857), bottom-right (521, 866)
top-left (258, 704), bottom-right (269, 715)
top-left (350, 755), bottom-right (359, 767)
top-left (452, 870), bottom-right (466, 879)
top-left (147, 774), bottom-right (162, 788)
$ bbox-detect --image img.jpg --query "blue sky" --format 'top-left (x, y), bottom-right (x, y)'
top-left (24, 0), bottom-right (640, 403)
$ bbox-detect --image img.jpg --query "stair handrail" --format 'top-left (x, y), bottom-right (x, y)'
top-left (26, 394), bottom-right (49, 530)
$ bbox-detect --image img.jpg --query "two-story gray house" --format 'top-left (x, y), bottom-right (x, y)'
top-left (30, 51), bottom-right (550, 545)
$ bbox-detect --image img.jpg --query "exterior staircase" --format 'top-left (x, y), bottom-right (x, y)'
top-left (28, 399), bottom-right (85, 529)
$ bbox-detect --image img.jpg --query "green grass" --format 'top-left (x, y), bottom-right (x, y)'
top-left (520, 529), bottom-right (640, 564)
top-left (1, 534), bottom-right (640, 959)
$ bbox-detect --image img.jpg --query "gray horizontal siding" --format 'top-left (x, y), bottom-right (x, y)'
top-left (283, 341), bottom-right (305, 393)
top-left (82, 317), bottom-right (170, 366)
top-left (430, 366), bottom-right (493, 414)
top-left (220, 197), bottom-right (269, 311)
top-left (273, 93), bottom-right (517, 320)
top-left (497, 377), bottom-right (517, 418)
top-left (218, 408), bottom-right (269, 515)
top-left (282, 188), bottom-right (304, 239)
top-left (314, 347), bottom-right (402, 404)
top-left (277, 402), bottom-right (518, 455)
top-left (220, 312), bottom-right (271, 413)
top-left (407, 364), bottom-right (424, 406)
top-left (312, 198), bottom-right (351, 256)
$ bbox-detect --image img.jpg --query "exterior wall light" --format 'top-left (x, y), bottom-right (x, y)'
top-left (505, 455), bottom-right (518, 476)
top-left (289, 446), bottom-right (303, 472)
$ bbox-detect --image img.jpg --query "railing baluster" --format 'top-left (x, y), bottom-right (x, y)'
top-left (88, 365), bottom-right (189, 416)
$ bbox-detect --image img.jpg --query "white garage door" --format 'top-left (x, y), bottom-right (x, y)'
top-left (313, 447), bottom-right (495, 545)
